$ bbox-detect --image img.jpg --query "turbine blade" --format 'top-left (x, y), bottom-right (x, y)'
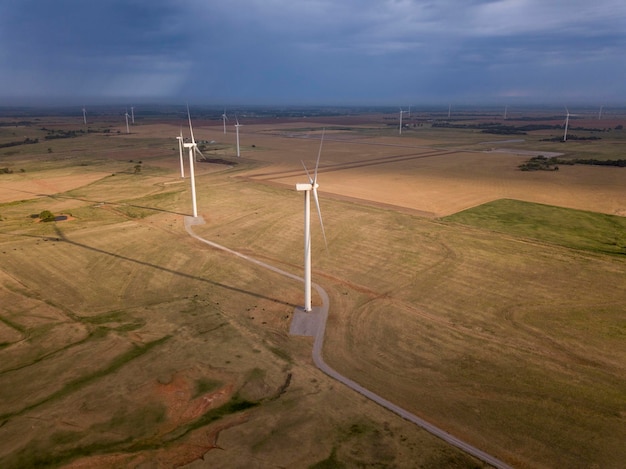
top-left (301, 160), bottom-right (313, 184)
top-left (195, 146), bottom-right (206, 160)
top-left (312, 187), bottom-right (328, 252)
top-left (313, 129), bottom-right (325, 184)
top-left (187, 104), bottom-right (195, 144)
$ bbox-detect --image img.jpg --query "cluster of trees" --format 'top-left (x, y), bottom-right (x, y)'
top-left (565, 158), bottom-right (626, 167)
top-left (43, 129), bottom-right (84, 140)
top-left (541, 135), bottom-right (602, 142)
top-left (0, 121), bottom-right (32, 127)
top-left (518, 156), bottom-right (560, 171)
top-left (432, 122), bottom-right (564, 135)
top-left (0, 137), bottom-right (39, 148)
top-left (519, 155), bottom-right (626, 171)
top-left (433, 122), bottom-right (622, 136)
top-left (481, 127), bottom-right (526, 135)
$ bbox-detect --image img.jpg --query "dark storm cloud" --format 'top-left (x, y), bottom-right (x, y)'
top-left (1, 0), bottom-right (625, 105)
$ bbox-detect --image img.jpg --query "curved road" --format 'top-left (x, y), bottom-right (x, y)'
top-left (185, 216), bottom-right (513, 469)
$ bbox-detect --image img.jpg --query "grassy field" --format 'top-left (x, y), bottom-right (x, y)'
top-left (1, 111), bottom-right (625, 468)
top-left (444, 199), bottom-right (626, 255)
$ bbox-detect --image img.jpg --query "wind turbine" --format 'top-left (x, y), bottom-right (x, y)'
top-left (176, 127), bottom-right (185, 178)
top-left (221, 110), bottom-right (228, 134)
top-left (448, 103), bottom-right (451, 119)
top-left (124, 109), bottom-right (130, 134)
top-left (295, 130), bottom-right (328, 312)
top-left (131, 106), bottom-right (135, 125)
top-left (82, 106), bottom-right (87, 125)
top-left (235, 116), bottom-right (242, 157)
top-left (598, 105), bottom-right (603, 120)
top-left (399, 108), bottom-right (407, 135)
top-left (183, 105), bottom-right (206, 217)
top-left (563, 107), bottom-right (571, 142)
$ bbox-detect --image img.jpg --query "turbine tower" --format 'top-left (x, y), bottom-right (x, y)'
top-left (82, 106), bottom-right (87, 125)
top-left (131, 106), bottom-right (135, 125)
top-left (183, 105), bottom-right (206, 217)
top-left (235, 116), bottom-right (242, 157)
top-left (176, 128), bottom-right (185, 178)
top-left (563, 107), bottom-right (570, 142)
top-left (598, 105), bottom-right (603, 120)
top-left (221, 110), bottom-right (228, 134)
top-left (295, 130), bottom-right (327, 312)
top-left (124, 109), bottom-right (130, 134)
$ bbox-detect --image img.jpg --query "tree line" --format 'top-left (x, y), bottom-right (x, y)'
top-left (519, 155), bottom-right (626, 171)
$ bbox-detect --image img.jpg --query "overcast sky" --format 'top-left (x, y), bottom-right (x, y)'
top-left (1, 0), bottom-right (625, 106)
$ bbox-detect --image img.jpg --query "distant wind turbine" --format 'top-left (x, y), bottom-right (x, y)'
top-left (295, 130), bottom-right (328, 312)
top-left (235, 116), bottom-right (242, 157)
top-left (448, 103), bottom-right (451, 119)
top-left (183, 105), bottom-right (206, 218)
top-left (563, 107), bottom-right (576, 142)
top-left (131, 106), bottom-right (135, 125)
top-left (598, 105), bottom-right (603, 120)
top-left (82, 106), bottom-right (87, 125)
top-left (124, 109), bottom-right (130, 134)
top-left (221, 110), bottom-right (228, 134)
top-left (399, 108), bottom-right (407, 135)
top-left (176, 127), bottom-right (185, 178)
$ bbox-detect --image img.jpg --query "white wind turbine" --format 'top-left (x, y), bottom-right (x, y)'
top-left (82, 106), bottom-right (87, 125)
top-left (399, 108), bottom-right (407, 135)
top-left (598, 105), bottom-right (603, 120)
top-left (295, 130), bottom-right (328, 312)
top-left (124, 109), bottom-right (130, 134)
top-left (235, 116), bottom-right (242, 157)
top-left (183, 106), bottom-right (206, 218)
top-left (563, 107), bottom-right (572, 142)
top-left (221, 110), bottom-right (228, 134)
top-left (176, 127), bottom-right (185, 178)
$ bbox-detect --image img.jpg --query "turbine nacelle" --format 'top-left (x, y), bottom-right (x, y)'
top-left (296, 182), bottom-right (319, 192)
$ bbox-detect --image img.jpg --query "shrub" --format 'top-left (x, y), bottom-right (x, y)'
top-left (39, 210), bottom-right (55, 222)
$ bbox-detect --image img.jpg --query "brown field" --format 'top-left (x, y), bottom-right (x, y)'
top-left (0, 110), bottom-right (625, 468)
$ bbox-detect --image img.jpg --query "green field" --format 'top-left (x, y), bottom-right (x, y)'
top-left (444, 199), bottom-right (626, 255)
